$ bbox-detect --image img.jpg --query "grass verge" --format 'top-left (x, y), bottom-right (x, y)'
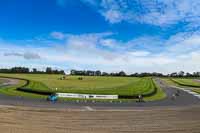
top-left (0, 75), bottom-right (166, 101)
top-left (171, 78), bottom-right (200, 88)
top-left (192, 89), bottom-right (200, 94)
top-left (144, 79), bottom-right (166, 101)
top-left (0, 79), bottom-right (47, 99)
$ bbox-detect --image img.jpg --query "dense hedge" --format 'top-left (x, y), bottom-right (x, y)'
top-left (17, 87), bottom-right (52, 95)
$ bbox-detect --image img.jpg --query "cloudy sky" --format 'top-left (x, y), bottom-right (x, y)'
top-left (1, 0), bottom-right (200, 74)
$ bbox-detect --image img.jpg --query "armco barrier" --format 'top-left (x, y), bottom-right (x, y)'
top-left (57, 93), bottom-right (118, 99)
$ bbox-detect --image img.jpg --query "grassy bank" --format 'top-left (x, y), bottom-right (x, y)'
top-left (0, 74), bottom-right (166, 101)
top-left (0, 79), bottom-right (4, 84)
top-left (171, 78), bottom-right (200, 88)
top-left (0, 74), bottom-right (156, 96)
top-left (192, 89), bottom-right (200, 94)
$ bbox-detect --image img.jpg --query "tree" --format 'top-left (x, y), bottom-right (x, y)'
top-left (32, 68), bottom-right (37, 73)
top-left (170, 72), bottom-right (178, 77)
top-left (102, 72), bottom-right (109, 76)
top-left (119, 71), bottom-right (126, 76)
top-left (186, 72), bottom-right (192, 77)
top-left (178, 71), bottom-right (185, 77)
top-left (193, 72), bottom-right (200, 77)
top-left (46, 67), bottom-right (52, 74)
top-left (11, 67), bottom-right (29, 73)
top-left (71, 70), bottom-right (76, 75)
top-left (59, 70), bottom-right (65, 75)
top-left (95, 70), bottom-right (101, 76)
top-left (0, 67), bottom-right (64, 74)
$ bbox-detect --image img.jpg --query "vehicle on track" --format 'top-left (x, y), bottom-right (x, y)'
top-left (47, 93), bottom-right (58, 102)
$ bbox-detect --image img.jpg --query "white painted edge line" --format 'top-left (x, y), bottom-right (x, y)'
top-left (171, 86), bottom-right (200, 99)
top-left (84, 106), bottom-right (94, 111)
top-left (171, 86), bottom-right (187, 90)
top-left (188, 91), bottom-right (197, 94)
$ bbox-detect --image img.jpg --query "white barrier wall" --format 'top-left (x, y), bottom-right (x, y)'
top-left (56, 93), bottom-right (118, 99)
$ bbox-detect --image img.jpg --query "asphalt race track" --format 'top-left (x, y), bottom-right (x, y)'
top-left (0, 77), bottom-right (200, 133)
top-left (0, 77), bottom-right (199, 110)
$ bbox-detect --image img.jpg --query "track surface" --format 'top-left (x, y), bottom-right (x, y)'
top-left (0, 78), bottom-right (200, 133)
top-left (0, 78), bottom-right (199, 110)
top-left (0, 78), bottom-right (18, 87)
top-left (0, 105), bottom-right (199, 133)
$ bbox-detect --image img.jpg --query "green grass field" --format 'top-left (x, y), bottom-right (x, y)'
top-left (0, 74), bottom-right (166, 100)
top-left (171, 78), bottom-right (200, 88)
top-left (0, 79), bottom-right (45, 98)
top-left (0, 79), bottom-right (4, 84)
top-left (162, 78), bottom-right (200, 94)
top-left (192, 89), bottom-right (200, 94)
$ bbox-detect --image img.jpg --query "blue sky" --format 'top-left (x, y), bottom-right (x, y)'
top-left (1, 0), bottom-right (200, 73)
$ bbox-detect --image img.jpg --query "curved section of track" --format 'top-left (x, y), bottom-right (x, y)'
top-left (0, 77), bottom-right (199, 110)
top-left (0, 78), bottom-right (19, 87)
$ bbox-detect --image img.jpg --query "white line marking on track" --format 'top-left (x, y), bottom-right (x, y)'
top-left (194, 95), bottom-right (200, 98)
top-left (84, 106), bottom-right (94, 111)
top-left (172, 86), bottom-right (200, 99)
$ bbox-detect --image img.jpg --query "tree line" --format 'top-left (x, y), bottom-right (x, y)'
top-left (0, 67), bottom-right (65, 74)
top-left (70, 70), bottom-right (163, 77)
top-left (167, 71), bottom-right (200, 77)
top-left (71, 70), bottom-right (200, 77)
top-left (70, 70), bottom-right (127, 76)
top-left (0, 67), bottom-right (200, 77)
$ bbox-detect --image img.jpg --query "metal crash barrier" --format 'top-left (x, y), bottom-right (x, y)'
top-left (56, 93), bottom-right (118, 99)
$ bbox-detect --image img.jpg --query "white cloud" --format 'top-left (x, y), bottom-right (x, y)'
top-left (51, 32), bottom-right (66, 40)
top-left (54, 31), bottom-right (200, 73)
top-left (48, 30), bottom-right (200, 72)
top-left (1, 31), bottom-right (200, 73)
top-left (102, 9), bottom-right (124, 23)
top-left (128, 51), bottom-right (150, 57)
top-left (82, 0), bottom-right (200, 29)
top-left (167, 31), bottom-right (200, 54)
top-left (4, 52), bottom-right (41, 60)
